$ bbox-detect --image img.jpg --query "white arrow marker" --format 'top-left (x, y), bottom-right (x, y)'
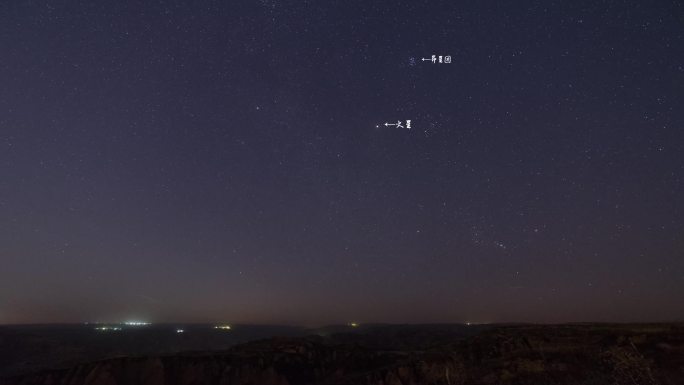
top-left (384, 121), bottom-right (405, 129)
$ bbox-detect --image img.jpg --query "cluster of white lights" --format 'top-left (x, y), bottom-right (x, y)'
top-left (95, 326), bottom-right (122, 331)
top-left (124, 321), bottom-right (151, 326)
top-left (349, 322), bottom-right (359, 327)
top-left (176, 329), bottom-right (184, 333)
top-left (214, 325), bottom-right (232, 330)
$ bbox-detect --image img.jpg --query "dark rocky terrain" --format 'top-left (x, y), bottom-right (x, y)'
top-left (0, 324), bottom-right (307, 379)
top-left (1, 323), bottom-right (684, 385)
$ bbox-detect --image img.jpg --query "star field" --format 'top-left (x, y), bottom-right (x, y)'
top-left (0, 0), bottom-right (683, 325)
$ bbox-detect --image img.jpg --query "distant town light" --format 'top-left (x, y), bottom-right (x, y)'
top-left (124, 321), bottom-right (151, 326)
top-left (214, 325), bottom-right (232, 330)
top-left (176, 329), bottom-right (184, 333)
top-left (349, 322), bottom-right (359, 327)
top-left (95, 326), bottom-right (122, 331)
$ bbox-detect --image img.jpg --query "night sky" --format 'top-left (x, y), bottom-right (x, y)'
top-left (1, 0), bottom-right (683, 325)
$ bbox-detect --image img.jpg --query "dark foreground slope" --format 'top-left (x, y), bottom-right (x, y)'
top-left (2, 324), bottom-right (684, 385)
top-left (0, 324), bottom-right (308, 379)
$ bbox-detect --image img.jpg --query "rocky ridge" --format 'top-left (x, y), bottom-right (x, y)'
top-left (2, 324), bottom-right (683, 385)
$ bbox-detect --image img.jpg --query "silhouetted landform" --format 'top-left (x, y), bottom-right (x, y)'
top-left (0, 324), bottom-right (308, 378)
top-left (2, 323), bottom-right (684, 384)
